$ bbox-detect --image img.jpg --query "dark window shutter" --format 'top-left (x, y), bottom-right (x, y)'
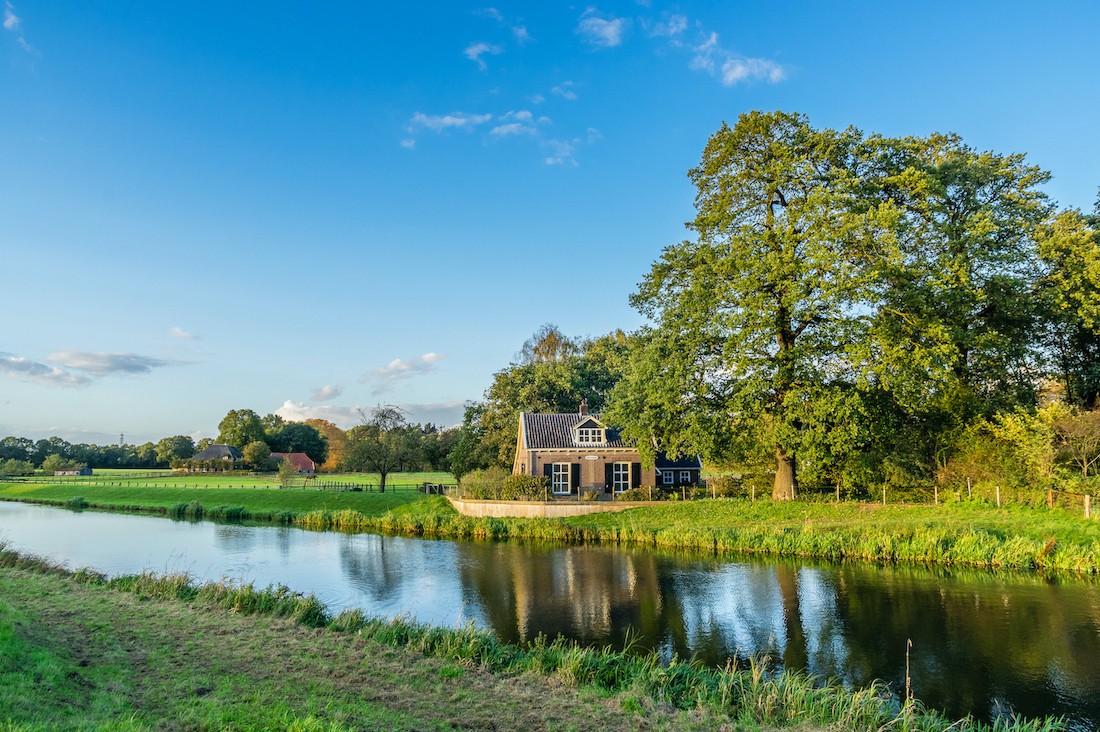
top-left (543, 463), bottom-right (552, 479)
top-left (631, 463), bottom-right (642, 488)
top-left (604, 463), bottom-right (613, 492)
top-left (571, 463), bottom-right (581, 490)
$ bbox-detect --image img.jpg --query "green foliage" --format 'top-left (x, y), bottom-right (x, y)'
top-left (456, 326), bottom-right (630, 473)
top-left (0, 458), bottom-right (34, 476)
top-left (242, 440), bottom-right (273, 470)
top-left (277, 455), bottom-right (300, 486)
top-left (217, 409), bottom-right (267, 449)
top-left (499, 473), bottom-right (549, 500)
top-left (458, 466), bottom-right (510, 499)
top-left (342, 406), bottom-right (415, 492)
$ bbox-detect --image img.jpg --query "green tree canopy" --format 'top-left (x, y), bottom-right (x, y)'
top-left (216, 409), bottom-right (266, 449)
top-left (609, 111), bottom-right (889, 499)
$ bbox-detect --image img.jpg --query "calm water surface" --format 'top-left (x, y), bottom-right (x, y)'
top-left (1, 501), bottom-right (1098, 729)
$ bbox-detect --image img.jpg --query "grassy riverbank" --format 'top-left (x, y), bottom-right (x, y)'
top-left (2, 481), bottom-right (1098, 574)
top-left (0, 546), bottom-right (1064, 731)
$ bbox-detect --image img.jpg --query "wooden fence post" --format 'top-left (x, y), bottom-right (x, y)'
top-left (934, 485), bottom-right (939, 505)
top-left (882, 486), bottom-right (886, 506)
top-left (967, 476), bottom-right (972, 498)
top-left (751, 486), bottom-right (755, 502)
top-left (1048, 489), bottom-right (1054, 508)
top-left (996, 485), bottom-right (1001, 508)
top-left (1086, 494), bottom-right (1092, 520)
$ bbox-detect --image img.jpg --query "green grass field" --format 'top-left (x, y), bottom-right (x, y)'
top-left (11, 469), bottom-right (456, 489)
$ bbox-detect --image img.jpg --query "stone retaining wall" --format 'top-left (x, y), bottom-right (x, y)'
top-left (446, 496), bottom-right (646, 518)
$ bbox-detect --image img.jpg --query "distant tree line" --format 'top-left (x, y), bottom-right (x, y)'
top-left (0, 408), bottom-right (460, 478)
top-left (454, 112), bottom-right (1100, 503)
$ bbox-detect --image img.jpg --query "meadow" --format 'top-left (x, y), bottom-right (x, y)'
top-left (0, 544), bottom-right (1065, 732)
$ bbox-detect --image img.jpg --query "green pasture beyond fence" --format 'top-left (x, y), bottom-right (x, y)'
top-left (0, 477), bottom-right (454, 493)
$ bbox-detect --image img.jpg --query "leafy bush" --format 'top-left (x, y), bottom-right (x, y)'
top-left (616, 487), bottom-right (657, 501)
top-left (459, 466), bottom-right (510, 499)
top-left (499, 473), bottom-right (548, 500)
top-left (0, 458), bottom-right (34, 476)
top-left (706, 474), bottom-right (745, 498)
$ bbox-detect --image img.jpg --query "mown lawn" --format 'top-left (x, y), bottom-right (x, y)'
top-left (13, 470), bottom-right (456, 489)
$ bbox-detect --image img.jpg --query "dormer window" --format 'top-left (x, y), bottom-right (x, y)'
top-left (577, 427), bottom-right (604, 444)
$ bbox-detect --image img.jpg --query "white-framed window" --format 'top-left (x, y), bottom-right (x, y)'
top-left (552, 463), bottom-right (571, 494)
top-left (612, 462), bottom-right (631, 493)
top-left (661, 470), bottom-right (674, 485)
top-left (679, 470), bottom-right (691, 484)
top-left (577, 428), bottom-right (604, 444)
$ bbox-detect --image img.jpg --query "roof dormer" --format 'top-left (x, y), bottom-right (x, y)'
top-left (574, 416), bottom-right (607, 446)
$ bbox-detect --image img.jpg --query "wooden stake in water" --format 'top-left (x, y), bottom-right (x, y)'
top-left (905, 639), bottom-right (913, 708)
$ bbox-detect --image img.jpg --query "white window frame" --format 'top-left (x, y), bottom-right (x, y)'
top-left (661, 469), bottom-right (674, 485)
top-left (552, 463), bottom-right (572, 494)
top-left (679, 470), bottom-right (691, 484)
top-left (576, 428), bottom-right (604, 444)
top-left (612, 462), bottom-right (631, 493)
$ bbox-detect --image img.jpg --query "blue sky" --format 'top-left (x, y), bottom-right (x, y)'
top-left (2, 1), bottom-right (1098, 444)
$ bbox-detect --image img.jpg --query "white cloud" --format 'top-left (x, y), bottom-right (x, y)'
top-left (275, 399), bottom-right (465, 430)
top-left (544, 139), bottom-right (577, 167)
top-left (3, 2), bottom-right (18, 31)
top-left (576, 7), bottom-right (628, 49)
top-left (3, 1), bottom-right (31, 52)
top-left (310, 384), bottom-right (343, 401)
top-left (0, 352), bottom-right (90, 387)
top-left (464, 41), bottom-right (503, 70)
top-left (491, 122), bottom-right (535, 137)
top-left (400, 138), bottom-right (416, 150)
top-left (46, 350), bottom-right (172, 376)
top-left (275, 400), bottom-right (360, 429)
top-left (408, 111), bottom-right (492, 133)
top-left (529, 93), bottom-right (546, 105)
top-left (551, 81), bottom-right (578, 101)
top-left (689, 30), bottom-right (786, 85)
top-left (474, 7), bottom-right (504, 22)
top-left (648, 14), bottom-right (687, 37)
top-left (360, 352), bottom-right (446, 395)
top-left (512, 25), bottom-right (531, 45)
top-left (721, 57), bottom-right (786, 84)
top-left (168, 326), bottom-right (198, 340)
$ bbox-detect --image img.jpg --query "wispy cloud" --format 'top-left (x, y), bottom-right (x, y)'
top-left (576, 7), bottom-right (628, 49)
top-left (474, 7), bottom-right (532, 46)
top-left (408, 111), bottom-right (493, 133)
top-left (688, 31), bottom-right (786, 85)
top-left (464, 41), bottom-right (503, 70)
top-left (551, 81), bottom-right (578, 101)
top-left (0, 352), bottom-right (90, 387)
top-left (168, 326), bottom-right (198, 340)
top-left (310, 384), bottom-right (343, 401)
top-left (645, 13), bottom-right (688, 38)
top-left (3, 2), bottom-right (31, 52)
top-left (360, 352), bottom-right (445, 395)
top-left (46, 350), bottom-right (173, 376)
top-left (489, 109), bottom-right (545, 137)
top-left (543, 128), bottom-right (601, 167)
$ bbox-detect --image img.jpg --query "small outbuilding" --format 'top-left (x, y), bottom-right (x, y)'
top-left (270, 452), bottom-right (317, 475)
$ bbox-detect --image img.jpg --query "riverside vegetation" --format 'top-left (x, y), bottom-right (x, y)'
top-left (0, 543), bottom-right (1066, 731)
top-left (1, 480), bottom-right (1098, 574)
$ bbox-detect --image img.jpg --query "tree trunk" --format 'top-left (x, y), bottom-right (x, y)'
top-left (379, 471), bottom-right (387, 493)
top-left (773, 445), bottom-right (797, 500)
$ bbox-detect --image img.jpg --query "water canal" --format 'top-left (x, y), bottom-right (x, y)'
top-left (1, 501), bottom-right (1097, 729)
